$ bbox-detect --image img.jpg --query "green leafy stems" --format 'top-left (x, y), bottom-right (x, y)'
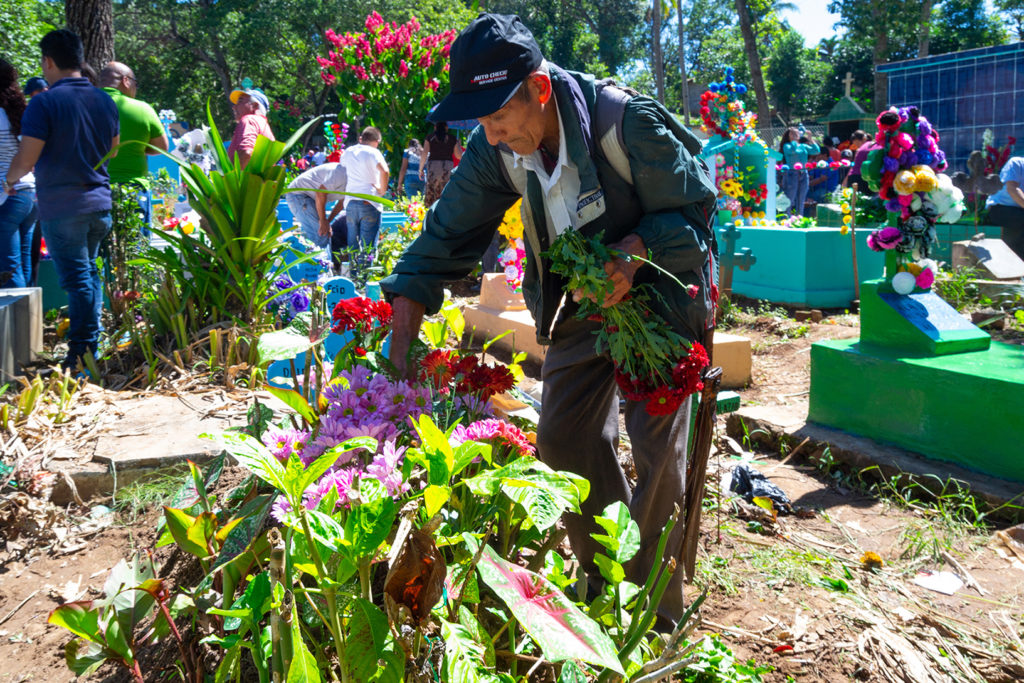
top-left (545, 229), bottom-right (690, 385)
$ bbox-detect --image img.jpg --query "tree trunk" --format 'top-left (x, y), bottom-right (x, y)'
top-left (735, 0), bottom-right (770, 126)
top-left (652, 0), bottom-right (665, 103)
top-left (871, 1), bottom-right (889, 112)
top-left (65, 0), bottom-right (114, 72)
top-left (917, 0), bottom-right (934, 57)
top-left (677, 0), bottom-right (690, 123)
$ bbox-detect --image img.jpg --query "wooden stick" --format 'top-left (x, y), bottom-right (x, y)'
top-left (0, 590), bottom-right (39, 626)
top-left (850, 183), bottom-right (860, 303)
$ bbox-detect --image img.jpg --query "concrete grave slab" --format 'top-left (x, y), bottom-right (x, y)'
top-left (0, 287), bottom-right (43, 379)
top-left (952, 237), bottom-right (1024, 280)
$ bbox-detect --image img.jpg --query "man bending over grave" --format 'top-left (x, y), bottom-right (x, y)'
top-left (380, 13), bottom-right (717, 629)
top-left (285, 161), bottom-right (348, 250)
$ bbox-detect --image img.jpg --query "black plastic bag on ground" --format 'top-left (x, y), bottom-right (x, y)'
top-left (729, 463), bottom-right (793, 514)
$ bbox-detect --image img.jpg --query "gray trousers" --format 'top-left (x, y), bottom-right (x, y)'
top-left (536, 313), bottom-right (691, 622)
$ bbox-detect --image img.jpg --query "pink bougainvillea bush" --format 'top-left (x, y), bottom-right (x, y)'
top-left (317, 13), bottom-right (457, 163)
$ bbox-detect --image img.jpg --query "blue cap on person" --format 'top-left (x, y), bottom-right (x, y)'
top-left (23, 76), bottom-right (48, 97)
top-left (427, 13), bottom-right (542, 122)
top-left (228, 87), bottom-right (270, 112)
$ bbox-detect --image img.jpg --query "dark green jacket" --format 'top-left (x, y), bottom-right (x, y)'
top-left (381, 68), bottom-right (718, 345)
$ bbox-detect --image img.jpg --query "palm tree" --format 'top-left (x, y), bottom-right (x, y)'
top-left (735, 0), bottom-right (770, 124)
top-left (651, 0), bottom-right (666, 103)
top-left (677, 0), bottom-right (690, 122)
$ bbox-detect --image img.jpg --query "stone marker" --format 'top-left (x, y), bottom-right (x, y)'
top-left (951, 237), bottom-right (1024, 281)
top-left (0, 287), bottom-right (43, 379)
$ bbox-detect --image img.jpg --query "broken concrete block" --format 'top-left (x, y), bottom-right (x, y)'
top-left (952, 238), bottom-right (1024, 280)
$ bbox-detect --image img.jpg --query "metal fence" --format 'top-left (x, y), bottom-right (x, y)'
top-left (755, 125), bottom-right (828, 149)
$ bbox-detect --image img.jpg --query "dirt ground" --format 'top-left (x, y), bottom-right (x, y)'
top-left (2, 301), bottom-right (1023, 682)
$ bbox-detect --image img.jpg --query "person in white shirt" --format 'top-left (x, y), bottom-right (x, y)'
top-left (285, 162), bottom-right (347, 249)
top-left (339, 126), bottom-right (389, 249)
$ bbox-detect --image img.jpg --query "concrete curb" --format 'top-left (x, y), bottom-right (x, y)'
top-left (725, 405), bottom-right (1024, 519)
top-left (52, 450), bottom-right (221, 505)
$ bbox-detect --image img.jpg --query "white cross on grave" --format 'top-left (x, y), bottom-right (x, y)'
top-left (843, 71), bottom-right (855, 98)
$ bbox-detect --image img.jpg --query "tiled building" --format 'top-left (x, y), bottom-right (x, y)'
top-left (877, 43), bottom-right (1022, 175)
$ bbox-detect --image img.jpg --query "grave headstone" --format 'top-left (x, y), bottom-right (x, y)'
top-left (951, 238), bottom-right (1024, 281)
top-left (0, 287), bottom-right (43, 379)
top-left (322, 276), bottom-right (357, 312)
top-left (267, 352), bottom-right (305, 390)
top-left (717, 224), bottom-right (756, 296)
top-left (860, 279), bottom-right (991, 356)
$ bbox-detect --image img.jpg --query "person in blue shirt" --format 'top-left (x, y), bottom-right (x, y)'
top-left (806, 152), bottom-right (840, 208)
top-left (4, 29), bottom-right (119, 370)
top-left (397, 138), bottom-right (424, 198)
top-left (986, 156), bottom-right (1024, 259)
top-left (779, 127), bottom-right (819, 217)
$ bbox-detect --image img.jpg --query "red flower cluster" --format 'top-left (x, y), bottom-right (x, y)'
top-left (615, 343), bottom-right (709, 416)
top-left (419, 350), bottom-right (515, 400)
top-left (331, 297), bottom-right (392, 334)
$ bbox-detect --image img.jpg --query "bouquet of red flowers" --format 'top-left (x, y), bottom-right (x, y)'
top-left (546, 230), bottom-right (708, 416)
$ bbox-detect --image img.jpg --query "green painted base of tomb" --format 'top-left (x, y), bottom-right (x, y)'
top-left (860, 278), bottom-right (990, 356)
top-left (808, 337), bottom-right (1024, 482)
top-left (723, 226), bottom-right (885, 308)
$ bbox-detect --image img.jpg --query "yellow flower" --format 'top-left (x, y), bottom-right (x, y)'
top-left (180, 221), bottom-right (195, 235)
top-left (734, 217), bottom-right (744, 226)
top-left (840, 225), bottom-right (850, 236)
top-left (497, 199), bottom-right (524, 241)
top-left (840, 202), bottom-right (850, 213)
top-left (842, 215), bottom-right (852, 225)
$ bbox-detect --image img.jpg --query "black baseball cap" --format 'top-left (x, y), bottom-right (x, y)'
top-left (428, 13), bottom-right (543, 122)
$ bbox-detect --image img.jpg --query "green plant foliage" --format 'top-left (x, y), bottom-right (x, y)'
top-left (466, 534), bottom-right (626, 675)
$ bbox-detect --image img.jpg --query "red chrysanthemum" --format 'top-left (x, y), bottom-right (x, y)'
top-left (332, 297), bottom-right (374, 333)
top-left (615, 370), bottom-right (653, 402)
top-left (645, 386), bottom-right (683, 416)
top-left (671, 343), bottom-right (709, 395)
top-left (420, 349), bottom-right (455, 389)
top-left (331, 297), bottom-right (393, 334)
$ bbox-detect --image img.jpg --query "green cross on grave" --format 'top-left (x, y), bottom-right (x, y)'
top-left (718, 223), bottom-right (756, 296)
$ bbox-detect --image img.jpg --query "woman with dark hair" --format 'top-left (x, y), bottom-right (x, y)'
top-left (420, 121), bottom-right (463, 204)
top-left (779, 126), bottom-right (818, 217)
top-left (0, 59), bottom-right (38, 289)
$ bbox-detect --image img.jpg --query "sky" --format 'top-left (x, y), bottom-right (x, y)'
top-left (778, 0), bottom-right (844, 48)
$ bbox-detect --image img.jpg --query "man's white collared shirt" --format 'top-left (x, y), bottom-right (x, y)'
top-left (511, 99), bottom-right (581, 236)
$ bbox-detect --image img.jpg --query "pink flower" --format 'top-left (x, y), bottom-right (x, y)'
top-left (915, 267), bottom-right (934, 289)
top-left (686, 284), bottom-right (700, 299)
top-left (872, 226), bottom-right (903, 250)
top-left (426, 78), bottom-right (440, 92)
top-left (352, 93), bottom-right (366, 103)
top-left (398, 60), bottom-right (409, 78)
top-left (365, 11), bottom-right (384, 32)
top-left (418, 52), bottom-right (433, 69)
top-left (320, 72), bottom-right (337, 86)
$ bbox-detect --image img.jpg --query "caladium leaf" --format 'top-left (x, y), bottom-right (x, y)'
top-left (345, 598), bottom-right (401, 682)
top-left (466, 535), bottom-right (624, 675)
top-left (465, 458), bottom-right (585, 531)
top-left (591, 501), bottom-right (640, 563)
top-left (202, 431), bottom-right (288, 494)
top-left (440, 607), bottom-right (502, 683)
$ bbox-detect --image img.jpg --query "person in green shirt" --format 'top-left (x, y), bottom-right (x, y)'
top-left (98, 62), bottom-right (167, 185)
top-left (98, 62), bottom-right (167, 233)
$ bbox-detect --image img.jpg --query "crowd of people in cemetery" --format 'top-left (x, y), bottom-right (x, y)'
top-left (3, 22), bottom-right (1024, 375)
